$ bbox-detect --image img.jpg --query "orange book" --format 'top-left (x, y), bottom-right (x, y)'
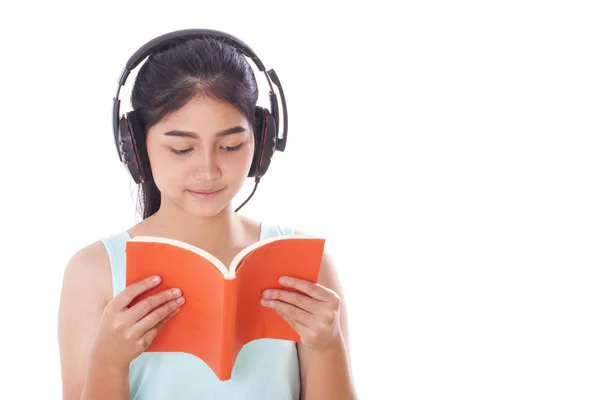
top-left (124, 233), bottom-right (325, 381)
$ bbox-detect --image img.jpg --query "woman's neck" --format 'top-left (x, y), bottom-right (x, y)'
top-left (141, 202), bottom-right (247, 251)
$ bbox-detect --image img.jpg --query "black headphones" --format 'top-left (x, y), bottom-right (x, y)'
top-left (112, 29), bottom-right (288, 185)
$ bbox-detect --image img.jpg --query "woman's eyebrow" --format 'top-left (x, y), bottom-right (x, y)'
top-left (163, 126), bottom-right (246, 139)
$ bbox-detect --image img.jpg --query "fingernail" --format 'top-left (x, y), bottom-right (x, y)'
top-left (152, 276), bottom-right (161, 283)
top-left (261, 299), bottom-right (272, 306)
top-left (263, 290), bottom-right (274, 299)
top-left (172, 288), bottom-right (182, 296)
top-left (279, 277), bottom-right (289, 285)
top-left (176, 297), bottom-right (185, 304)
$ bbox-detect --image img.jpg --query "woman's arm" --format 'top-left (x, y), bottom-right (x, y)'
top-left (297, 251), bottom-right (358, 400)
top-left (260, 242), bottom-right (358, 400)
top-left (59, 241), bottom-right (183, 400)
top-left (58, 241), bottom-right (129, 400)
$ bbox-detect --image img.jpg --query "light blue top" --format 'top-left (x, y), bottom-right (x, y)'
top-left (100, 222), bottom-right (301, 400)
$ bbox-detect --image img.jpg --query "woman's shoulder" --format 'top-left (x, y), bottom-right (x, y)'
top-left (248, 216), bottom-right (299, 237)
top-left (61, 236), bottom-right (115, 305)
top-left (66, 224), bottom-right (134, 271)
top-left (238, 215), bottom-right (293, 238)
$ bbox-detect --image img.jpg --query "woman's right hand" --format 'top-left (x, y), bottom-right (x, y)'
top-left (90, 275), bottom-right (185, 368)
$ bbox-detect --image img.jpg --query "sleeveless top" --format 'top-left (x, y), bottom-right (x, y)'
top-left (100, 223), bottom-right (301, 400)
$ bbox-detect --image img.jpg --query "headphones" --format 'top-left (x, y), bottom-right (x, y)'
top-left (112, 29), bottom-right (288, 185)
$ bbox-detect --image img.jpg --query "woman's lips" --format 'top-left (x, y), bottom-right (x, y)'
top-left (187, 188), bottom-right (223, 200)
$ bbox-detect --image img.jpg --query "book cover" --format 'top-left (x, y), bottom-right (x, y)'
top-left (124, 234), bottom-right (326, 380)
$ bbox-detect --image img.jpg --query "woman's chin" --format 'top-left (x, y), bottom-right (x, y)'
top-left (184, 189), bottom-right (232, 217)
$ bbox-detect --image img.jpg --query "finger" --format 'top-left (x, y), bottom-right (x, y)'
top-left (129, 297), bottom-right (184, 338)
top-left (278, 276), bottom-right (332, 302)
top-left (262, 299), bottom-right (314, 327)
top-left (141, 307), bottom-right (181, 347)
top-left (153, 306), bottom-right (180, 331)
top-left (110, 275), bottom-right (163, 312)
top-left (275, 308), bottom-right (313, 338)
top-left (125, 288), bottom-right (184, 324)
top-left (262, 289), bottom-right (321, 314)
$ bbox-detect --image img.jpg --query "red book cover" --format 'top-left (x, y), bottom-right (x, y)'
top-left (125, 234), bottom-right (325, 380)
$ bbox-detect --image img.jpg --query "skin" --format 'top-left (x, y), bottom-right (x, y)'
top-left (58, 94), bottom-right (358, 400)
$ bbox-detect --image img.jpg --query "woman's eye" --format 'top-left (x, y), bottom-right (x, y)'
top-left (170, 143), bottom-right (243, 155)
top-left (222, 143), bottom-right (243, 151)
top-left (170, 148), bottom-right (192, 155)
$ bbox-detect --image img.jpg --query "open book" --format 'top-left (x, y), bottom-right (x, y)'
top-left (124, 233), bottom-right (326, 381)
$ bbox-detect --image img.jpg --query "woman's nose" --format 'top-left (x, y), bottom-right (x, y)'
top-left (192, 148), bottom-right (221, 181)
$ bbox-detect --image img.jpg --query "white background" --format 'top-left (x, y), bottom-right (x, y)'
top-left (1, 0), bottom-right (599, 399)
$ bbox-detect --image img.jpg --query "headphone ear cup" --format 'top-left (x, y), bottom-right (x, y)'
top-left (248, 107), bottom-right (277, 178)
top-left (118, 110), bottom-right (150, 183)
top-left (248, 107), bottom-right (265, 177)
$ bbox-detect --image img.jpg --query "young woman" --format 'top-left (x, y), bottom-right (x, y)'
top-left (58, 30), bottom-right (357, 399)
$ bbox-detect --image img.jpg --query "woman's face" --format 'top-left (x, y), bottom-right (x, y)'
top-left (145, 95), bottom-right (255, 217)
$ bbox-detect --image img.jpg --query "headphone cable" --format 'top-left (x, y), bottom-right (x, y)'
top-left (235, 176), bottom-right (261, 212)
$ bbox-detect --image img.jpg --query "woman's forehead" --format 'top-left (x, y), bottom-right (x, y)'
top-left (153, 97), bottom-right (249, 136)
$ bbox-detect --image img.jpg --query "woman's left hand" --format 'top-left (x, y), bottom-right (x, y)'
top-left (261, 276), bottom-right (342, 351)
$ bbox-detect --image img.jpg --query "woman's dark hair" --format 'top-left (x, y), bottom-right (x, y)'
top-left (130, 37), bottom-right (259, 220)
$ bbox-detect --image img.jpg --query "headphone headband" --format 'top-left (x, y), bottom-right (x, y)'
top-left (121, 29), bottom-right (265, 84)
top-left (112, 28), bottom-right (288, 162)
